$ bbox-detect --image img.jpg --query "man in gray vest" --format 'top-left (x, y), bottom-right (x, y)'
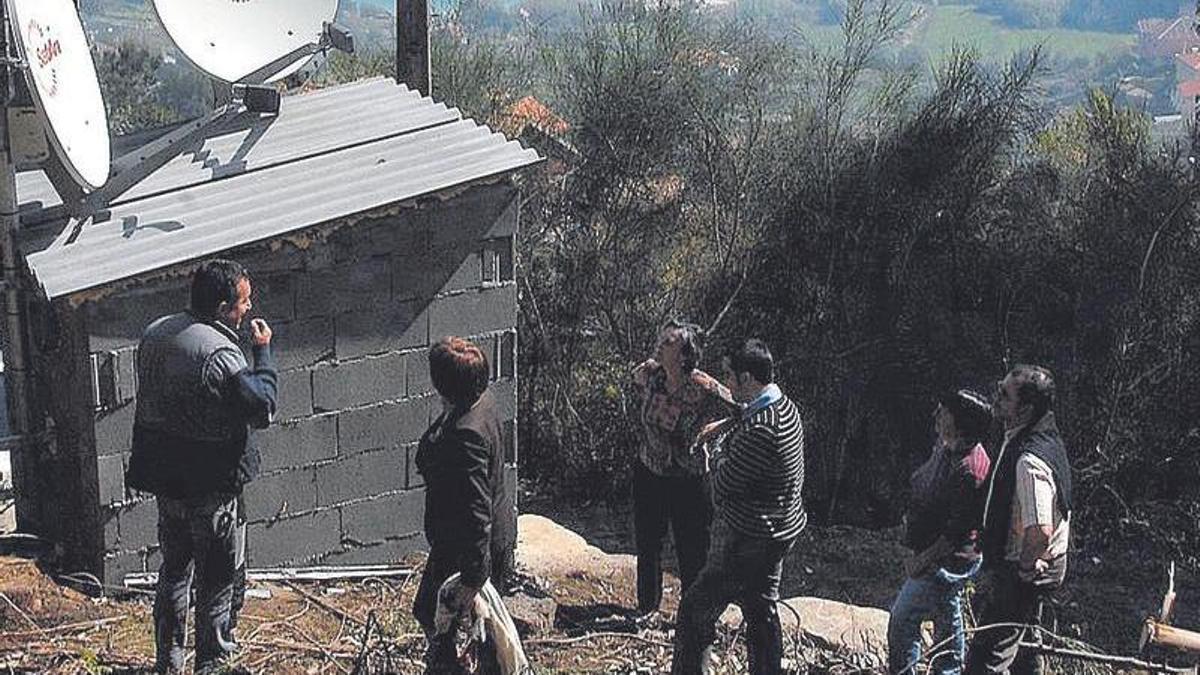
top-left (126, 259), bottom-right (278, 674)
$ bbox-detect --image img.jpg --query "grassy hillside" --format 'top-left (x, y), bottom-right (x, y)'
top-left (917, 4), bottom-right (1135, 62)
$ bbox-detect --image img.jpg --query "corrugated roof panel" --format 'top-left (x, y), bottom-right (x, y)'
top-left (19, 78), bottom-right (540, 296)
top-left (17, 78), bottom-right (462, 215)
top-left (24, 114), bottom-right (540, 298)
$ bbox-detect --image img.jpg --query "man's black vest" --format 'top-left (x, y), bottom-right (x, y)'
top-left (127, 313), bottom-right (260, 498)
top-left (981, 411), bottom-right (1073, 565)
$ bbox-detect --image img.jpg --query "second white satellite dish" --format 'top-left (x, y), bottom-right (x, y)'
top-left (6, 0), bottom-right (111, 191)
top-left (152, 0), bottom-right (340, 84)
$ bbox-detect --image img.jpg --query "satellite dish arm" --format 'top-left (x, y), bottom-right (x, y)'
top-left (239, 43), bottom-right (322, 85)
top-left (47, 103), bottom-right (242, 230)
top-left (238, 21), bottom-right (354, 85)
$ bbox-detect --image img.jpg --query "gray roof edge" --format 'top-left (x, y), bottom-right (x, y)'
top-left (38, 161), bottom-right (541, 302)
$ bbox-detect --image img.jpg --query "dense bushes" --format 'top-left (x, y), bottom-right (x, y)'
top-left (508, 0), bottom-right (1200, 568)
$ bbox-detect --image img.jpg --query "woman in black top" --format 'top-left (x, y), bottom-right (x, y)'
top-left (887, 390), bottom-right (993, 675)
top-left (412, 336), bottom-right (508, 673)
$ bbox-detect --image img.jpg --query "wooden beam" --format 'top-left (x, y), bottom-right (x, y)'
top-left (396, 0), bottom-right (431, 97)
top-left (1145, 619), bottom-right (1200, 655)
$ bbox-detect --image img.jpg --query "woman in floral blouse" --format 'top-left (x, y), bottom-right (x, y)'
top-left (631, 320), bottom-right (737, 618)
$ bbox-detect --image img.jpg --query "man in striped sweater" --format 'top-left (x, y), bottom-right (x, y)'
top-left (671, 339), bottom-right (806, 675)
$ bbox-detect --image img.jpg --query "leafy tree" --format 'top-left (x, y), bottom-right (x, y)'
top-left (93, 42), bottom-right (179, 135)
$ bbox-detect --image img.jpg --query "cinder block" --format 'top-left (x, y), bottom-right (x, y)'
top-left (253, 273), bottom-right (296, 322)
top-left (427, 185), bottom-right (518, 246)
top-left (395, 244), bottom-right (483, 301)
top-left (94, 401), bottom-right (135, 457)
top-left (439, 247), bottom-right (483, 293)
top-left (104, 550), bottom-right (146, 586)
top-left (329, 213), bottom-right (430, 264)
top-left (243, 239), bottom-right (309, 273)
top-left (502, 420), bottom-right (517, 464)
top-left (428, 286), bottom-right (517, 343)
top-left (474, 334), bottom-right (498, 379)
top-left (339, 491), bottom-right (424, 544)
top-left (312, 354), bottom-right (405, 412)
top-left (499, 331), bottom-right (516, 379)
top-left (482, 238), bottom-right (514, 284)
top-left (406, 350), bottom-right (433, 397)
top-left (338, 398), bottom-right (430, 455)
top-left (271, 316), bottom-right (334, 369)
top-left (481, 248), bottom-right (499, 285)
top-left (275, 368), bottom-right (313, 421)
top-left (491, 380), bottom-right (516, 422)
top-left (146, 547), bottom-right (162, 574)
top-left (118, 498), bottom-right (159, 551)
top-left (102, 506), bottom-right (119, 552)
top-left (334, 301), bottom-right (426, 359)
top-left (85, 284), bottom-right (189, 352)
top-left (486, 192), bottom-right (519, 239)
top-left (295, 257), bottom-right (392, 318)
top-left (405, 443), bottom-right (424, 489)
top-left (499, 465), bottom-right (519, 548)
top-left (114, 347), bottom-right (138, 403)
top-left (314, 447), bottom-right (405, 506)
top-left (254, 414), bottom-right (337, 472)
top-left (248, 509), bottom-right (341, 566)
top-left (97, 453), bottom-right (127, 506)
top-left (242, 468), bottom-right (318, 523)
top-left (321, 534), bottom-right (426, 566)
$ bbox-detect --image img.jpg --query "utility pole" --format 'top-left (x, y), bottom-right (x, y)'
top-left (396, 0), bottom-right (430, 97)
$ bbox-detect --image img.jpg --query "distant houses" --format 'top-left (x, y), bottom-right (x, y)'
top-left (1177, 51), bottom-right (1200, 121)
top-left (1138, 16), bottom-right (1197, 59)
top-left (1137, 13), bottom-right (1200, 123)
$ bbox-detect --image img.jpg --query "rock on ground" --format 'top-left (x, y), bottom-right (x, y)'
top-left (516, 513), bottom-right (636, 578)
top-left (505, 592), bottom-right (558, 636)
top-left (720, 595), bottom-right (889, 667)
top-left (518, 513), bottom-right (890, 667)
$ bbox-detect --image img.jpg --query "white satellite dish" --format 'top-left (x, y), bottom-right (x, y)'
top-left (152, 0), bottom-right (341, 84)
top-left (6, 0), bottom-right (111, 192)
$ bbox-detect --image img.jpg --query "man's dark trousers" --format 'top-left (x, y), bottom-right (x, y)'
top-left (965, 559), bottom-right (1064, 675)
top-left (671, 517), bottom-right (793, 675)
top-left (154, 494), bottom-right (239, 673)
top-left (633, 461), bottom-right (712, 613)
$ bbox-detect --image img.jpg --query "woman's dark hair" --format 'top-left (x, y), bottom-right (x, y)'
top-left (725, 338), bottom-right (773, 384)
top-left (191, 259), bottom-right (248, 318)
top-left (429, 336), bottom-right (490, 407)
top-left (664, 319), bottom-right (702, 372)
top-left (939, 389), bottom-right (992, 444)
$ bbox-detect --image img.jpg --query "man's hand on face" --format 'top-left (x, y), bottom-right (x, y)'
top-left (249, 318), bottom-right (272, 347)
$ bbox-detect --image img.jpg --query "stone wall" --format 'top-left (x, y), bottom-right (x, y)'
top-left (72, 182), bottom-right (519, 584)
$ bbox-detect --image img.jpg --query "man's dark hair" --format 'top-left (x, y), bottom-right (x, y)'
top-left (191, 259), bottom-right (249, 318)
top-left (430, 336), bottom-right (490, 407)
top-left (665, 319), bottom-right (702, 372)
top-left (939, 389), bottom-right (992, 445)
top-left (725, 338), bottom-right (773, 384)
top-left (1008, 364), bottom-right (1055, 419)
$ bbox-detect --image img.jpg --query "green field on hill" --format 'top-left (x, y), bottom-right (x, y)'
top-left (917, 4), bottom-right (1135, 61)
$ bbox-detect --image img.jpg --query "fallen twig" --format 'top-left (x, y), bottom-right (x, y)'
top-left (526, 631), bottom-right (673, 648)
top-left (242, 638), bottom-right (358, 659)
top-left (0, 615), bottom-right (124, 640)
top-left (13, 643), bottom-right (148, 667)
top-left (287, 619), bottom-right (352, 675)
top-left (283, 580), bottom-right (367, 628)
top-left (0, 591), bottom-right (42, 633)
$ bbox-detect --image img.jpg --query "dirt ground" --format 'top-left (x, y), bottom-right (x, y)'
top-left (0, 502), bottom-right (1197, 673)
top-left (0, 554), bottom-right (432, 673)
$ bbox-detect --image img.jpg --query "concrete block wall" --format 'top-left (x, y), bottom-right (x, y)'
top-left (73, 183), bottom-right (521, 584)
